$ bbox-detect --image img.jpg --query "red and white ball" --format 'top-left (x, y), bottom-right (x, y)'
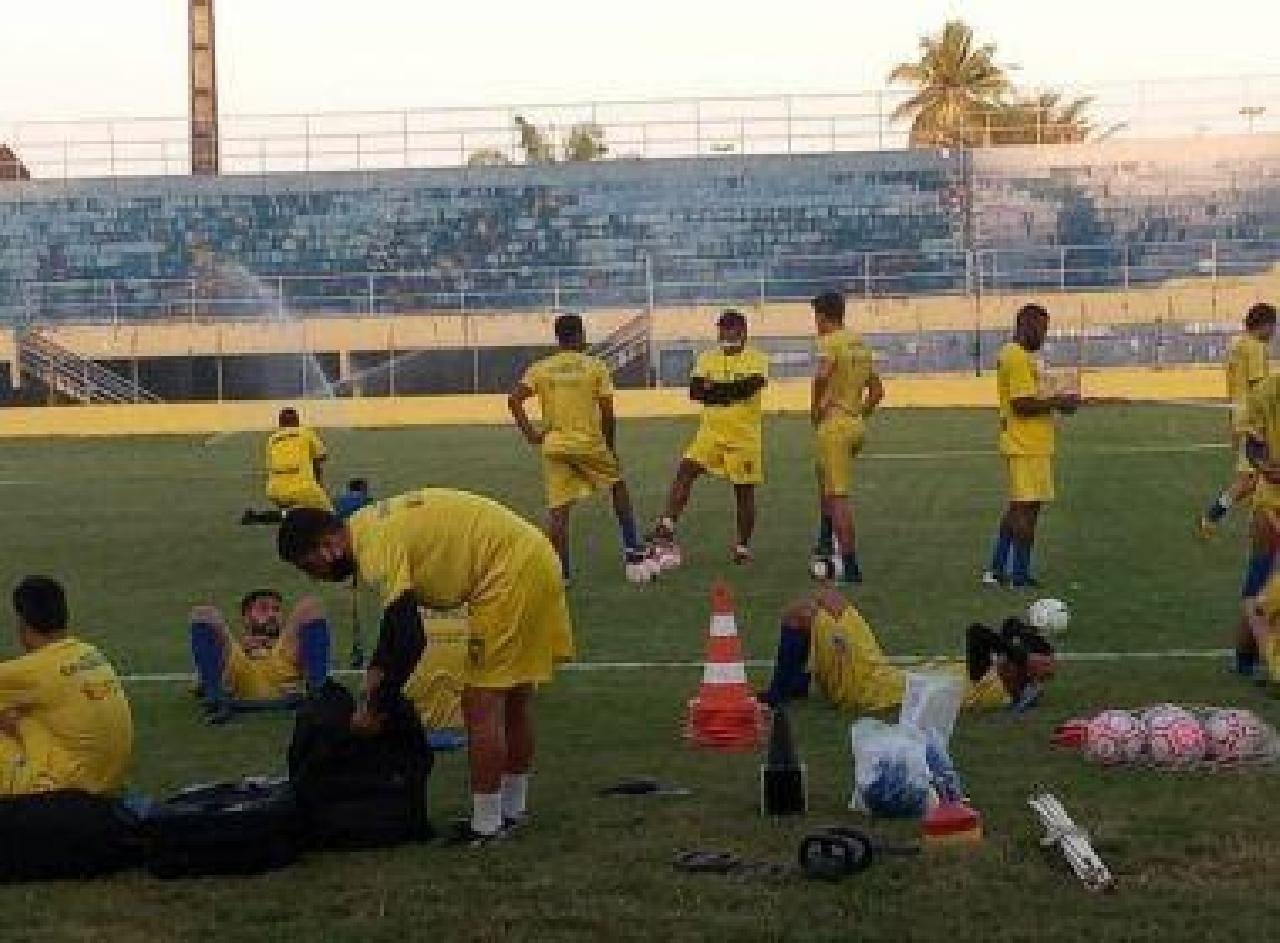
top-left (1203, 709), bottom-right (1267, 762)
top-left (1143, 706), bottom-right (1206, 766)
top-left (653, 541), bottom-right (683, 572)
top-left (1085, 710), bottom-right (1146, 765)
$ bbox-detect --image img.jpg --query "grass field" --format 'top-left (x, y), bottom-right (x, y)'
top-left (2, 405), bottom-right (1280, 942)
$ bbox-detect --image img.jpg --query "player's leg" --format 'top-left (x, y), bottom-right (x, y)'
top-left (983, 503), bottom-right (1017, 585)
top-left (823, 494), bottom-right (861, 583)
top-left (547, 503), bottom-right (572, 581)
top-left (281, 596), bottom-right (331, 692)
top-left (609, 478), bottom-right (643, 554)
top-left (655, 458), bottom-right (705, 540)
top-left (1235, 510), bottom-right (1277, 676)
top-left (188, 605), bottom-right (234, 722)
top-left (732, 484), bottom-right (756, 563)
top-left (1008, 501), bottom-right (1043, 588)
top-left (759, 595), bottom-right (820, 705)
top-left (500, 683), bottom-right (535, 828)
top-left (459, 685), bottom-right (509, 842)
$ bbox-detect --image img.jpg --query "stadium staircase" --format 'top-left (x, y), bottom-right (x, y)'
top-left (590, 312), bottom-right (652, 387)
top-left (18, 328), bottom-right (163, 404)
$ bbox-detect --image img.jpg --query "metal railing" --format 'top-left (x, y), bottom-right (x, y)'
top-left (11, 238), bottom-right (1278, 326)
top-left (1, 74), bottom-right (1277, 181)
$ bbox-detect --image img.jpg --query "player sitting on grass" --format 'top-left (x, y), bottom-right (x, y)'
top-left (652, 310), bottom-right (769, 565)
top-left (277, 488), bottom-right (574, 846)
top-left (758, 585), bottom-right (1055, 714)
top-left (0, 576), bottom-right (133, 796)
top-left (508, 313), bottom-right (652, 583)
top-left (189, 591), bottom-right (331, 725)
top-left (1198, 302), bottom-right (1276, 539)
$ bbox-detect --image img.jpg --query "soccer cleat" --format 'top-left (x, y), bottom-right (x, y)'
top-left (1194, 514), bottom-right (1217, 541)
top-left (1010, 576), bottom-right (1042, 590)
top-left (445, 819), bottom-right (508, 848)
top-left (203, 701), bottom-right (234, 726)
top-left (980, 570), bottom-right (1005, 587)
top-left (502, 812), bottom-right (530, 833)
top-left (731, 544), bottom-right (754, 565)
top-left (625, 549), bottom-right (657, 584)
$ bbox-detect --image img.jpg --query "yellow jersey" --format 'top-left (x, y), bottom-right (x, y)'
top-left (997, 342), bottom-right (1054, 456)
top-left (266, 426), bottom-right (327, 484)
top-left (0, 637), bottom-right (133, 794)
top-left (816, 327), bottom-right (876, 418)
top-left (520, 351), bottom-right (614, 455)
top-left (1227, 334), bottom-right (1269, 429)
top-left (691, 346), bottom-right (769, 448)
top-left (348, 488), bottom-right (552, 610)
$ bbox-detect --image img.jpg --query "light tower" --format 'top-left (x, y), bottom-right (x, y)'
top-left (189, 0), bottom-right (219, 175)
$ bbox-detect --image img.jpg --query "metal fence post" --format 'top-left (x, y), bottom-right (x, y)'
top-left (109, 280), bottom-right (119, 327)
top-left (367, 274), bottom-right (375, 315)
top-left (403, 111), bottom-right (410, 167)
top-left (785, 95), bottom-right (794, 154)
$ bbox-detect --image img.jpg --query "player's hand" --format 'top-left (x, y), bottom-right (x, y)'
top-left (810, 406), bottom-right (825, 427)
top-left (350, 706), bottom-right (385, 736)
top-left (525, 430), bottom-right (545, 446)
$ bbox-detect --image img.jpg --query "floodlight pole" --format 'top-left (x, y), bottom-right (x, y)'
top-left (189, 0), bottom-right (220, 175)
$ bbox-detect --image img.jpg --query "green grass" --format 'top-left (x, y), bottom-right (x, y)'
top-left (2, 405), bottom-right (1279, 941)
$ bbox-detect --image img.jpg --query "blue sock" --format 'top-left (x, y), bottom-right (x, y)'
top-left (1242, 551), bottom-right (1275, 598)
top-left (1236, 649), bottom-right (1260, 675)
top-left (817, 515), bottom-right (834, 551)
top-left (840, 551), bottom-right (861, 582)
top-left (762, 626), bottom-right (811, 704)
top-left (297, 618), bottom-right (331, 690)
top-left (989, 529), bottom-right (1013, 576)
top-left (1010, 540), bottom-right (1033, 584)
top-left (619, 515), bottom-right (641, 554)
top-left (189, 621), bottom-right (225, 705)
top-left (1205, 493), bottom-right (1232, 523)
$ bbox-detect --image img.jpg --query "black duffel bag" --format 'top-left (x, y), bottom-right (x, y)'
top-left (140, 777), bottom-right (301, 879)
top-left (288, 680), bottom-right (434, 850)
top-left (0, 789), bottom-right (142, 881)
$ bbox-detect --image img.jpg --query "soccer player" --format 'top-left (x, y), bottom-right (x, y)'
top-left (652, 310), bottom-right (769, 564)
top-left (188, 591), bottom-right (332, 724)
top-left (1197, 302), bottom-right (1277, 538)
top-left (0, 576), bottom-right (133, 796)
top-left (508, 313), bottom-right (649, 582)
top-left (982, 304), bottom-right (1079, 588)
top-left (810, 290), bottom-right (884, 584)
top-left (758, 585), bottom-right (1055, 713)
top-left (277, 488), bottom-right (574, 845)
top-left (265, 407), bottom-right (331, 512)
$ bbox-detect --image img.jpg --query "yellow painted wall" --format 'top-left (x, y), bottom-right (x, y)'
top-left (0, 366), bottom-right (1224, 438)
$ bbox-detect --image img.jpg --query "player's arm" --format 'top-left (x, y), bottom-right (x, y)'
top-left (689, 371), bottom-right (732, 406)
top-left (310, 432), bottom-right (328, 483)
top-left (861, 371), bottom-right (884, 419)
top-left (725, 373), bottom-right (767, 402)
top-left (0, 658), bottom-right (40, 726)
top-left (353, 591), bottom-right (427, 733)
top-left (811, 354), bottom-right (834, 426)
top-left (507, 382), bottom-right (544, 446)
top-left (599, 396), bottom-right (618, 452)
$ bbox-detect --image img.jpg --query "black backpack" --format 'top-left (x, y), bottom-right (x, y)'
top-left (287, 680), bottom-right (434, 850)
top-left (0, 790), bottom-right (142, 882)
top-left (140, 777), bottom-right (302, 879)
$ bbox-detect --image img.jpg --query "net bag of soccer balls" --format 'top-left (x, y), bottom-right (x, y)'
top-left (1052, 704), bottom-right (1280, 770)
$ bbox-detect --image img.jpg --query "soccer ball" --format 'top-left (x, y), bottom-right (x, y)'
top-left (624, 553), bottom-right (659, 584)
top-left (1084, 710), bottom-right (1146, 765)
top-left (1203, 708), bottom-right (1267, 762)
top-left (1143, 706), bottom-right (1206, 767)
top-left (809, 554), bottom-right (843, 581)
top-left (1027, 598), bottom-right (1070, 635)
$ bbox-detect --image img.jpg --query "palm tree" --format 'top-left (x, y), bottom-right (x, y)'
top-left (888, 19), bottom-right (1010, 148)
top-left (983, 92), bottom-right (1099, 146)
top-left (562, 122), bottom-right (607, 162)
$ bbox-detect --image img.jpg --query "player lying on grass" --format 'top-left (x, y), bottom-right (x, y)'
top-left (1198, 302), bottom-right (1276, 539)
top-left (758, 585), bottom-right (1055, 713)
top-left (652, 309), bottom-right (769, 565)
top-left (0, 576), bottom-right (133, 796)
top-left (277, 488), bottom-right (574, 846)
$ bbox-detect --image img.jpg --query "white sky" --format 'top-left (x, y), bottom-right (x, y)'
top-left (0, 0), bottom-right (1276, 121)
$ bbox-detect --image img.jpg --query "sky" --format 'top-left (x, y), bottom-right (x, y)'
top-left (0, 0), bottom-right (1276, 123)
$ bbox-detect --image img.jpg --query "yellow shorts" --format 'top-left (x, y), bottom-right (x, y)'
top-left (1255, 478), bottom-right (1280, 513)
top-left (541, 444), bottom-right (622, 509)
top-left (815, 415), bottom-right (867, 497)
top-left (402, 616), bottom-right (467, 729)
top-left (684, 431), bottom-right (763, 486)
top-left (267, 477), bottom-right (333, 512)
top-left (1005, 454), bottom-right (1055, 503)
top-left (464, 544), bottom-right (575, 689)
top-left (224, 642), bottom-right (300, 700)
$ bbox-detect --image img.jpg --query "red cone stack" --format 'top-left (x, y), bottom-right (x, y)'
top-left (685, 581), bottom-right (767, 751)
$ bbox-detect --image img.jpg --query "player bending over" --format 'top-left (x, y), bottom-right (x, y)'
top-left (652, 310), bottom-right (769, 565)
top-left (508, 313), bottom-right (651, 583)
top-left (277, 488), bottom-right (574, 845)
top-left (982, 304), bottom-right (1080, 588)
top-left (265, 407), bottom-right (331, 513)
top-left (759, 585), bottom-right (1055, 714)
top-left (0, 577), bottom-right (133, 796)
top-left (1198, 302), bottom-right (1276, 539)
top-left (810, 290), bottom-right (884, 584)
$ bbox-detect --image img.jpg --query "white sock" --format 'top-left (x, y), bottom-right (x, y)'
top-left (501, 773), bottom-right (529, 819)
top-left (471, 791), bottom-right (503, 835)
top-left (1216, 492), bottom-right (1234, 512)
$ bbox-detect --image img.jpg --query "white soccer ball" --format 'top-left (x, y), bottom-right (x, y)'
top-left (1203, 709), bottom-right (1267, 762)
top-left (1144, 706), bottom-right (1206, 767)
top-left (625, 556), bottom-right (658, 584)
top-left (1027, 598), bottom-right (1071, 635)
top-left (1085, 710), bottom-right (1146, 765)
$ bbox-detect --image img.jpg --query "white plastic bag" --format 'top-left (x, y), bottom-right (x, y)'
top-left (848, 718), bottom-right (931, 818)
top-left (899, 671), bottom-right (964, 746)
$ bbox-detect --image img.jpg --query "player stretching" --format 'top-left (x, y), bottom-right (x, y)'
top-left (810, 291), bottom-right (883, 584)
top-left (982, 304), bottom-right (1079, 588)
top-left (1197, 302), bottom-right (1276, 539)
top-left (508, 313), bottom-right (650, 583)
top-left (266, 407), bottom-right (331, 512)
top-left (278, 489), bottom-right (574, 845)
top-left (652, 310), bottom-right (769, 564)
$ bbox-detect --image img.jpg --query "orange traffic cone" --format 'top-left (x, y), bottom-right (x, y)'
top-left (685, 581), bottom-right (767, 751)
